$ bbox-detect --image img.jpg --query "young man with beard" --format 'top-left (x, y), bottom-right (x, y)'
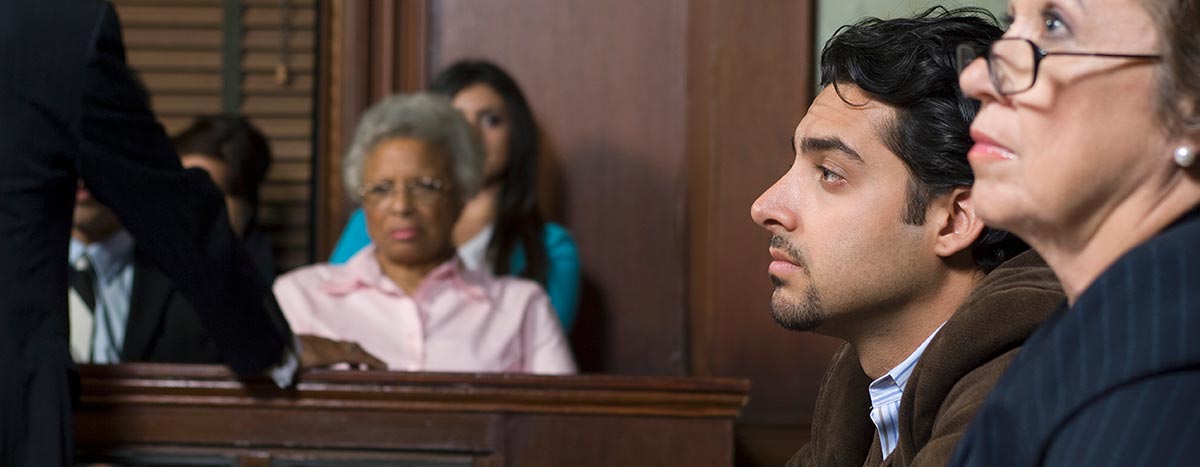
top-left (750, 8), bottom-right (1064, 467)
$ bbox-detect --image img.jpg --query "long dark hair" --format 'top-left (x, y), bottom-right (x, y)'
top-left (432, 60), bottom-right (548, 283)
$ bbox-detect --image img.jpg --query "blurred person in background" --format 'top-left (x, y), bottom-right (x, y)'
top-left (331, 60), bottom-right (581, 333)
top-left (67, 180), bottom-right (223, 365)
top-left (173, 115), bottom-right (278, 281)
top-left (276, 93), bottom-right (575, 374)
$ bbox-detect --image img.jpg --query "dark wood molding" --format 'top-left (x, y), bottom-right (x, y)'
top-left (75, 364), bottom-right (747, 466)
top-left (76, 363), bottom-right (749, 418)
top-left (314, 0), bottom-right (429, 260)
top-left (685, 0), bottom-right (716, 378)
top-left (396, 0), bottom-right (428, 92)
top-left (312, 0), bottom-right (337, 262)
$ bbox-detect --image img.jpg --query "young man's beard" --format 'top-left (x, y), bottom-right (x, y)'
top-left (768, 234), bottom-right (824, 331)
top-left (769, 277), bottom-right (825, 332)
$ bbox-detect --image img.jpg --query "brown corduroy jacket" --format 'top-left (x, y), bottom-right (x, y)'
top-left (786, 250), bottom-right (1065, 467)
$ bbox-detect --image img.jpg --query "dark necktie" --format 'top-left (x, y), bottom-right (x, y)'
top-left (69, 255), bottom-right (97, 312)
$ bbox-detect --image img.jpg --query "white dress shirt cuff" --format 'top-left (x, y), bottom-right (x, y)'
top-left (267, 335), bottom-right (302, 388)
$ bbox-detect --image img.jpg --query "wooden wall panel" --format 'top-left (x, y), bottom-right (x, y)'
top-left (685, 0), bottom-right (840, 420)
top-left (683, 2), bottom-right (839, 463)
top-left (313, 0), bottom-right (429, 262)
top-left (427, 0), bottom-right (692, 375)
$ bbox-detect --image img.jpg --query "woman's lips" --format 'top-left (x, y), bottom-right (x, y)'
top-left (389, 227), bottom-right (419, 241)
top-left (968, 129), bottom-right (1017, 163)
top-left (968, 142), bottom-right (1017, 162)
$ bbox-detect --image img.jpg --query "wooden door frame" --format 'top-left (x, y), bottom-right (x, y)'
top-left (313, 0), bottom-right (428, 260)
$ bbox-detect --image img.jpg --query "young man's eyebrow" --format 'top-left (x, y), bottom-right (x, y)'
top-left (801, 136), bottom-right (865, 164)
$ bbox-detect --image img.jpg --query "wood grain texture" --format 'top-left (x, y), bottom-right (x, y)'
top-left (683, 0), bottom-right (840, 425)
top-left (75, 364), bottom-right (746, 467)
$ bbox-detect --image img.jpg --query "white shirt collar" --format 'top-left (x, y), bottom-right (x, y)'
top-left (68, 229), bottom-right (134, 280)
top-left (456, 223), bottom-right (494, 271)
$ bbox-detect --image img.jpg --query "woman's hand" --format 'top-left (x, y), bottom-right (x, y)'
top-left (297, 334), bottom-right (387, 370)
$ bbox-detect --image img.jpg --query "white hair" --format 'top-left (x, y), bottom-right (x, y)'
top-left (342, 93), bottom-right (483, 202)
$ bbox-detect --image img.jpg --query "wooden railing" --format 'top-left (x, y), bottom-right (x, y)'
top-left (75, 364), bottom-right (749, 467)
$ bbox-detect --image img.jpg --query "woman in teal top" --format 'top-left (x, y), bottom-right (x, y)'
top-left (331, 60), bottom-right (580, 331)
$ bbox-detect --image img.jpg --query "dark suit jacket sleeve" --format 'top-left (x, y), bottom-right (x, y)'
top-left (75, 1), bottom-right (293, 376)
top-left (1041, 371), bottom-right (1200, 467)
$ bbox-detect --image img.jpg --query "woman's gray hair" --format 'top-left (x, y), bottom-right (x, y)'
top-left (343, 93), bottom-right (484, 201)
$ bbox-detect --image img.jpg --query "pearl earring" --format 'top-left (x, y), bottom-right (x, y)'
top-left (1174, 146), bottom-right (1196, 168)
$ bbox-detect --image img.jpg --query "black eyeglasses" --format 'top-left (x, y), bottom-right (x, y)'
top-left (956, 37), bottom-right (1160, 95)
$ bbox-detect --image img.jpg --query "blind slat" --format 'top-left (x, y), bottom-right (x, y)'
top-left (124, 29), bottom-right (222, 48)
top-left (114, 0), bottom-right (315, 271)
top-left (140, 73), bottom-right (222, 92)
top-left (244, 29), bottom-right (315, 50)
top-left (243, 52), bottom-right (315, 72)
top-left (260, 184), bottom-right (311, 203)
top-left (118, 6), bottom-right (223, 27)
top-left (265, 161), bottom-right (312, 183)
top-left (243, 8), bottom-right (316, 28)
top-left (244, 73), bottom-right (314, 92)
top-left (129, 51), bottom-right (223, 69)
top-left (151, 95), bottom-right (223, 114)
top-left (252, 117), bottom-right (312, 138)
top-left (268, 141), bottom-right (313, 160)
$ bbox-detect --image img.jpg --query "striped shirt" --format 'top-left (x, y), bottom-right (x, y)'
top-left (868, 323), bottom-right (945, 458)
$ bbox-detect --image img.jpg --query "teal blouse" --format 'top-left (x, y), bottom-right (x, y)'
top-left (329, 208), bottom-right (581, 331)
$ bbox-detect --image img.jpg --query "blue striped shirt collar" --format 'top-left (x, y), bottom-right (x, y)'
top-left (867, 322), bottom-right (946, 457)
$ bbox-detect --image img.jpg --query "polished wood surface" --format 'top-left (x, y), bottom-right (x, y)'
top-left (75, 364), bottom-right (747, 466)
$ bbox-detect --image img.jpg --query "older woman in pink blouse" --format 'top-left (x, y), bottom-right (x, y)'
top-left (274, 93), bottom-right (575, 374)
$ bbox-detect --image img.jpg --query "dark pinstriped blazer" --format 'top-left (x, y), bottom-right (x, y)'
top-left (950, 211), bottom-right (1200, 466)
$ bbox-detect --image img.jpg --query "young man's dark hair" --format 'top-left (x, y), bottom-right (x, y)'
top-left (820, 6), bottom-right (1025, 272)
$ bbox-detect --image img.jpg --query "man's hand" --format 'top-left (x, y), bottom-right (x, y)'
top-left (297, 334), bottom-right (387, 370)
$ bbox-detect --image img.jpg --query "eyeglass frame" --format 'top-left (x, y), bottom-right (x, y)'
top-left (356, 176), bottom-right (452, 206)
top-left (957, 37), bottom-right (1161, 96)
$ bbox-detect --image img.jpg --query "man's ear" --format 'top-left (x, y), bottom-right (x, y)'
top-left (930, 186), bottom-right (984, 258)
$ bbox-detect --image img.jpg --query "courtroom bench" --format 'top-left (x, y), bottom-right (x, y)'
top-left (75, 363), bottom-right (749, 467)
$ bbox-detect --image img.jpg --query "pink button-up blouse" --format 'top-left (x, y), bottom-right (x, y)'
top-left (273, 246), bottom-right (576, 374)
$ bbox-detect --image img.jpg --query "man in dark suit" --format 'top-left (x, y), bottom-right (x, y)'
top-left (0, 1), bottom-right (295, 465)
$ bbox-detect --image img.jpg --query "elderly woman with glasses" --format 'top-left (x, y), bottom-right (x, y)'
top-left (273, 93), bottom-right (576, 374)
top-left (950, 0), bottom-right (1200, 465)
